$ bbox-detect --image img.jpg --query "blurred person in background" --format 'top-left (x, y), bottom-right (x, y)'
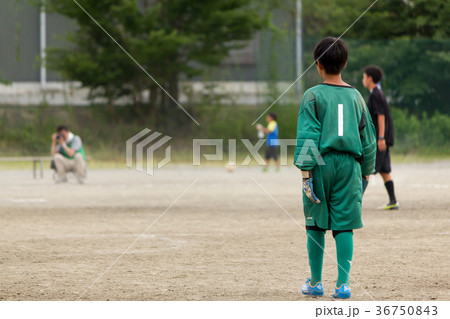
top-left (257, 112), bottom-right (280, 172)
top-left (51, 125), bottom-right (86, 184)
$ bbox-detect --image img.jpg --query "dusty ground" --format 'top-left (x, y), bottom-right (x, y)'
top-left (0, 162), bottom-right (449, 301)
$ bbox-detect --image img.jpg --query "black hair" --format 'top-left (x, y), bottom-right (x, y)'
top-left (56, 125), bottom-right (69, 132)
top-left (313, 37), bottom-right (348, 75)
top-left (268, 112), bottom-right (277, 121)
top-left (364, 65), bottom-right (384, 83)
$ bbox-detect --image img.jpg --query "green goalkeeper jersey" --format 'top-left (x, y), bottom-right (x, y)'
top-left (294, 83), bottom-right (376, 176)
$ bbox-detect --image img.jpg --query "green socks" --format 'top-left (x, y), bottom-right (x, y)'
top-left (335, 232), bottom-right (353, 287)
top-left (306, 230), bottom-right (354, 287)
top-left (306, 230), bottom-right (325, 286)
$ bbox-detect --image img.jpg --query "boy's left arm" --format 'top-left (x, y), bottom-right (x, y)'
top-left (294, 98), bottom-right (321, 171)
top-left (294, 96), bottom-right (322, 204)
top-left (377, 114), bottom-right (387, 151)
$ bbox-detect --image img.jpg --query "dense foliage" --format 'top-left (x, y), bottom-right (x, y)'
top-left (1, 104), bottom-right (449, 158)
top-left (301, 0), bottom-right (450, 114)
top-left (37, 0), bottom-right (449, 115)
top-left (39, 0), bottom-right (270, 118)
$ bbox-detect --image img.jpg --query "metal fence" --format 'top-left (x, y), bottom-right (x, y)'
top-left (0, 1), bottom-right (297, 85)
top-left (0, 0), bottom-right (77, 82)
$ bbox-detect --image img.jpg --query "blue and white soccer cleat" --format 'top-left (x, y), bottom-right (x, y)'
top-left (301, 278), bottom-right (324, 296)
top-left (333, 284), bottom-right (351, 299)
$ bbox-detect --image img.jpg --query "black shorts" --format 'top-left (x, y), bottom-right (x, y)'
top-left (265, 146), bottom-right (278, 160)
top-left (375, 147), bottom-right (391, 174)
top-left (306, 225), bottom-right (353, 238)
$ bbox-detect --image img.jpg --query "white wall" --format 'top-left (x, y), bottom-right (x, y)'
top-left (0, 81), bottom-right (298, 106)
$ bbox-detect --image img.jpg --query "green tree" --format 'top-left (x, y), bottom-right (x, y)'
top-left (301, 0), bottom-right (450, 114)
top-left (39, 0), bottom-right (269, 120)
top-left (303, 0), bottom-right (449, 39)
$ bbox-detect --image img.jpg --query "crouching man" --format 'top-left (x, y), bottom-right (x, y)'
top-left (51, 125), bottom-right (86, 184)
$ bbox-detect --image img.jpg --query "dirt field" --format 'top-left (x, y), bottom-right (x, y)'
top-left (0, 162), bottom-right (449, 301)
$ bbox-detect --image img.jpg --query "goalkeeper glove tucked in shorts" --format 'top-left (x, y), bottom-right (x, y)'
top-left (302, 170), bottom-right (320, 204)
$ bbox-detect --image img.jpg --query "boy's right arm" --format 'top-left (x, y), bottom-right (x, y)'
top-left (360, 106), bottom-right (377, 176)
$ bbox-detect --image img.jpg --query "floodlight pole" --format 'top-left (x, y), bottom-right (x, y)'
top-left (40, 2), bottom-right (47, 92)
top-left (295, 0), bottom-right (303, 97)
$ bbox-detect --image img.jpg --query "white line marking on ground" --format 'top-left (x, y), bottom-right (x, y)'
top-left (410, 184), bottom-right (449, 189)
top-left (9, 198), bottom-right (47, 203)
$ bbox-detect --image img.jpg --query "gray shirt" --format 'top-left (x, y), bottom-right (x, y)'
top-left (56, 135), bottom-right (82, 153)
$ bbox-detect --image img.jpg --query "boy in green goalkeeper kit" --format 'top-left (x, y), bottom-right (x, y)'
top-left (294, 38), bottom-right (377, 299)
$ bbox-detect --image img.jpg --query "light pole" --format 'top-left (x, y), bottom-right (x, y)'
top-left (40, 2), bottom-right (47, 93)
top-left (295, 0), bottom-right (303, 97)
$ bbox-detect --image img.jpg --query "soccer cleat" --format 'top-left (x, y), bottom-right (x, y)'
top-left (301, 278), bottom-right (324, 296)
top-left (378, 201), bottom-right (399, 210)
top-left (333, 283), bottom-right (351, 299)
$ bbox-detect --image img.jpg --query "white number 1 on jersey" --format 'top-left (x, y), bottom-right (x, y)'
top-left (338, 104), bottom-right (343, 136)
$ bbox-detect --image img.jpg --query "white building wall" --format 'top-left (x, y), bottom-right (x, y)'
top-left (0, 81), bottom-right (297, 106)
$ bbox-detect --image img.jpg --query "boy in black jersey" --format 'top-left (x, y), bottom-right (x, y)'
top-left (362, 65), bottom-right (399, 210)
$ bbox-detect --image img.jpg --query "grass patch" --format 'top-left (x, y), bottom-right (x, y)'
top-left (0, 104), bottom-right (448, 167)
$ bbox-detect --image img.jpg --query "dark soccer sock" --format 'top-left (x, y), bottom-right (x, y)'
top-left (306, 230), bottom-right (325, 286)
top-left (335, 232), bottom-right (353, 288)
top-left (384, 180), bottom-right (397, 203)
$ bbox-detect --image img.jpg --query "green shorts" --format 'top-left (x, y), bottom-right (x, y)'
top-left (302, 151), bottom-right (363, 231)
